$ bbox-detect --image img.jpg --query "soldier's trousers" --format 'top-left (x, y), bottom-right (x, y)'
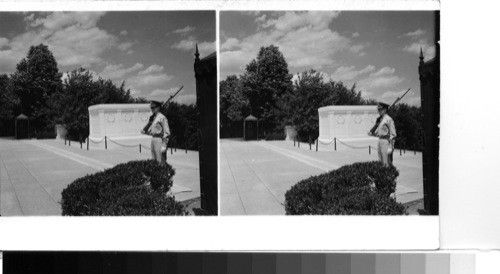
top-left (151, 137), bottom-right (167, 165)
top-left (377, 138), bottom-right (392, 166)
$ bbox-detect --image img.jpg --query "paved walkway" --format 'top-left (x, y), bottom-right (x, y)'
top-left (220, 139), bottom-right (423, 215)
top-left (0, 138), bottom-right (200, 216)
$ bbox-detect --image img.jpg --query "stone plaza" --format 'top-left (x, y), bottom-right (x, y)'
top-left (0, 137), bottom-right (200, 216)
top-left (220, 138), bottom-right (423, 215)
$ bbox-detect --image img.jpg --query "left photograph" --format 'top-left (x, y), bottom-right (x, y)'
top-left (0, 11), bottom-right (217, 216)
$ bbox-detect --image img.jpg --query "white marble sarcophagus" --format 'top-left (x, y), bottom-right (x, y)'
top-left (318, 105), bottom-right (379, 143)
top-left (88, 104), bottom-right (152, 141)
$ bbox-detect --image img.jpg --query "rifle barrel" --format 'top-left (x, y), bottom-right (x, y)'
top-left (161, 86), bottom-right (184, 108)
top-left (390, 88), bottom-right (411, 108)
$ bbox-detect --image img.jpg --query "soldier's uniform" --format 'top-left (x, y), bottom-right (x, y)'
top-left (144, 101), bottom-right (170, 165)
top-left (373, 103), bottom-right (396, 165)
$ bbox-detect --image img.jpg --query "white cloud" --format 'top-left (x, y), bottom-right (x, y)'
top-left (352, 32), bottom-right (360, 38)
top-left (255, 14), bottom-right (267, 24)
top-left (405, 96), bottom-right (421, 106)
top-left (0, 49), bottom-right (22, 74)
top-left (118, 41), bottom-right (134, 52)
top-left (349, 43), bottom-right (368, 56)
top-left (100, 63), bottom-right (144, 80)
top-left (0, 37), bottom-right (9, 48)
top-left (119, 30), bottom-right (128, 36)
top-left (172, 36), bottom-right (215, 57)
top-left (357, 66), bottom-right (404, 93)
top-left (370, 66), bottom-right (396, 77)
top-left (174, 94), bottom-right (196, 105)
top-left (262, 11), bottom-right (340, 32)
top-left (24, 13), bottom-right (35, 22)
top-left (172, 26), bottom-right (195, 35)
top-left (150, 87), bottom-right (180, 97)
top-left (381, 89), bottom-right (415, 100)
top-left (360, 90), bottom-right (374, 98)
top-left (403, 29), bottom-right (426, 38)
top-left (147, 87), bottom-right (196, 105)
top-left (330, 65), bottom-right (375, 81)
top-left (30, 12), bottom-right (106, 30)
top-left (126, 64), bottom-right (174, 94)
top-left (403, 40), bottom-right (436, 60)
top-left (138, 64), bottom-right (165, 76)
top-left (129, 73), bottom-right (173, 88)
top-left (221, 37), bottom-right (239, 51)
top-left (221, 11), bottom-right (350, 78)
top-left (0, 12), bottom-right (135, 73)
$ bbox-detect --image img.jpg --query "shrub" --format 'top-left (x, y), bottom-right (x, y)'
top-left (284, 161), bottom-right (407, 215)
top-left (61, 160), bottom-right (188, 216)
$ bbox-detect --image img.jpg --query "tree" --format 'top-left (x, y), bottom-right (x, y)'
top-left (95, 79), bottom-right (133, 104)
top-left (284, 70), bottom-right (330, 141)
top-left (219, 75), bottom-right (249, 135)
top-left (328, 81), bottom-right (365, 105)
top-left (390, 104), bottom-right (423, 151)
top-left (283, 70), bottom-right (373, 141)
top-left (0, 74), bottom-right (18, 121)
top-left (9, 44), bottom-right (63, 131)
top-left (161, 102), bottom-right (198, 150)
top-left (240, 45), bottom-right (293, 135)
top-left (54, 68), bottom-right (101, 139)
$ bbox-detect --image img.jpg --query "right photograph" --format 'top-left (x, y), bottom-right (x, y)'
top-left (219, 11), bottom-right (439, 216)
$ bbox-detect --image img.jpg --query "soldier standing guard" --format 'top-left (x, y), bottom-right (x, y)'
top-left (142, 100), bottom-right (170, 165)
top-left (369, 102), bottom-right (397, 166)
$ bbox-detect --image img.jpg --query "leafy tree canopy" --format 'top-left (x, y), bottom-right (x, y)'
top-left (9, 44), bottom-right (63, 130)
top-left (0, 74), bottom-right (19, 121)
top-left (240, 45), bottom-right (293, 133)
top-left (220, 75), bottom-right (249, 124)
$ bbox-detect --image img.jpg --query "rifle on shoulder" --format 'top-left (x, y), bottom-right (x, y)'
top-left (369, 88), bottom-right (411, 135)
top-left (142, 86), bottom-right (184, 133)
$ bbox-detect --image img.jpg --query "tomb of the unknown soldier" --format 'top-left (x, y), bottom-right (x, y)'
top-left (318, 105), bottom-right (380, 148)
top-left (87, 104), bottom-right (152, 149)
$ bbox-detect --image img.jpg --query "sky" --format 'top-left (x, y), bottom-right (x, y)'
top-left (0, 11), bottom-right (216, 105)
top-left (220, 11), bottom-right (438, 107)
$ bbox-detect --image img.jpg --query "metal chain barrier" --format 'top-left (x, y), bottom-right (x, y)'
top-left (336, 139), bottom-right (371, 150)
top-left (107, 137), bottom-right (141, 148)
top-left (318, 138), bottom-right (335, 145)
top-left (66, 136), bottom-right (172, 154)
top-left (89, 137), bottom-right (105, 144)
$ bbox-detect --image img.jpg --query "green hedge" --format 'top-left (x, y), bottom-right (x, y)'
top-left (61, 160), bottom-right (188, 216)
top-left (284, 161), bottom-right (407, 215)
